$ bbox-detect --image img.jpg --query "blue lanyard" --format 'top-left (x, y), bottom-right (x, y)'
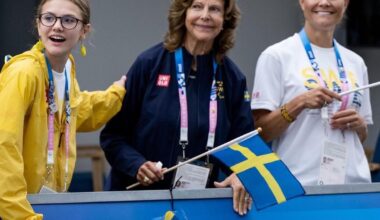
top-left (174, 48), bottom-right (218, 99)
top-left (44, 55), bottom-right (70, 119)
top-left (299, 28), bottom-right (349, 110)
top-left (174, 48), bottom-right (218, 158)
top-left (44, 54), bottom-right (71, 191)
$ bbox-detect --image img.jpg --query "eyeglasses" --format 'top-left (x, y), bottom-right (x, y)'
top-left (39, 13), bottom-right (83, 30)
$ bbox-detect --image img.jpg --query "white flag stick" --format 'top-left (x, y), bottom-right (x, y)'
top-left (126, 128), bottom-right (262, 190)
top-left (339, 81), bottom-right (380, 96)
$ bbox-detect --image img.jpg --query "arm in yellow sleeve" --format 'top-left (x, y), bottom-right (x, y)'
top-left (0, 62), bottom-right (43, 220)
top-left (75, 79), bottom-right (126, 132)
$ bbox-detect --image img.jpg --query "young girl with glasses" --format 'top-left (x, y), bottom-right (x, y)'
top-left (0, 0), bottom-right (126, 219)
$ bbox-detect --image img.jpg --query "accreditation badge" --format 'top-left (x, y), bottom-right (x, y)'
top-left (317, 140), bottom-right (347, 185)
top-left (172, 157), bottom-right (213, 189)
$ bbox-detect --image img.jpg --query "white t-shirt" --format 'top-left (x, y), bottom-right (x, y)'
top-left (251, 33), bottom-right (373, 186)
top-left (53, 60), bottom-right (71, 120)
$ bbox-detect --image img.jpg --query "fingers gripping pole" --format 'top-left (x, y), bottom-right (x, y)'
top-left (126, 128), bottom-right (262, 190)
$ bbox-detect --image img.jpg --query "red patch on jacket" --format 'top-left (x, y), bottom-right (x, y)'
top-left (157, 74), bottom-right (171, 87)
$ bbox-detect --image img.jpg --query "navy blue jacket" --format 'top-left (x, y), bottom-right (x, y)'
top-left (100, 43), bottom-right (254, 190)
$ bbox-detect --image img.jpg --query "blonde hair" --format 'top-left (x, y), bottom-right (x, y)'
top-left (163, 0), bottom-right (241, 63)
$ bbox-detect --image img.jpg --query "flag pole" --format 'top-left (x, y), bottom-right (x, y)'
top-left (339, 81), bottom-right (380, 96)
top-left (126, 128), bottom-right (262, 190)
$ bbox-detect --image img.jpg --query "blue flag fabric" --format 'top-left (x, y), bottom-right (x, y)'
top-left (212, 134), bottom-right (305, 210)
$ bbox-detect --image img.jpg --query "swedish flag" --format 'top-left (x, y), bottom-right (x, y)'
top-left (212, 134), bottom-right (304, 210)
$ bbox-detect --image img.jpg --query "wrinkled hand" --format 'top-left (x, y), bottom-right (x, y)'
top-left (214, 173), bottom-right (252, 215)
top-left (330, 108), bottom-right (366, 131)
top-left (136, 161), bottom-right (165, 186)
top-left (113, 75), bottom-right (127, 88)
top-left (301, 87), bottom-right (341, 109)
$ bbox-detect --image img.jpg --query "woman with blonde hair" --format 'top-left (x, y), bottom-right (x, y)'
top-left (251, 0), bottom-right (372, 186)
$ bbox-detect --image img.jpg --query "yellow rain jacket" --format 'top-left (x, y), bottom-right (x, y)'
top-left (0, 43), bottom-right (125, 220)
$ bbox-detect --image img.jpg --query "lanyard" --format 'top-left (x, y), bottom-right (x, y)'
top-left (299, 28), bottom-right (349, 111)
top-left (44, 55), bottom-right (71, 191)
top-left (175, 48), bottom-right (218, 159)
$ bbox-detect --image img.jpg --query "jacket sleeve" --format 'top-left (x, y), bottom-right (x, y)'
top-left (75, 80), bottom-right (126, 132)
top-left (0, 63), bottom-right (43, 220)
top-left (227, 62), bottom-right (255, 139)
top-left (100, 56), bottom-right (149, 178)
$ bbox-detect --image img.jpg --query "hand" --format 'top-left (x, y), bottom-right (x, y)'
top-left (300, 87), bottom-right (341, 109)
top-left (136, 161), bottom-right (165, 186)
top-left (330, 108), bottom-right (366, 131)
top-left (214, 173), bottom-right (252, 216)
top-left (113, 75), bottom-right (127, 88)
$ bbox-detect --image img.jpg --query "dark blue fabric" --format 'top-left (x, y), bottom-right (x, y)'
top-left (371, 134), bottom-right (380, 182)
top-left (100, 43), bottom-right (254, 190)
top-left (372, 134), bottom-right (380, 163)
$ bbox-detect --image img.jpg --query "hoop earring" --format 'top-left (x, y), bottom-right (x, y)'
top-left (80, 42), bottom-right (87, 57)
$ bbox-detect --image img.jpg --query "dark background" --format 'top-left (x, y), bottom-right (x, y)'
top-left (347, 0), bottom-right (380, 47)
top-left (0, 0), bottom-right (39, 60)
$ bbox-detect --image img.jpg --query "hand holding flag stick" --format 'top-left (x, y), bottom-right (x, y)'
top-left (126, 128), bottom-right (305, 211)
top-left (126, 128), bottom-right (262, 190)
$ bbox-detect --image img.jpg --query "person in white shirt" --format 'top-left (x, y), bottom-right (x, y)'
top-left (251, 0), bottom-right (372, 186)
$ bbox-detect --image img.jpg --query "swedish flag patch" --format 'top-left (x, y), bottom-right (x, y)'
top-left (244, 90), bottom-right (250, 102)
